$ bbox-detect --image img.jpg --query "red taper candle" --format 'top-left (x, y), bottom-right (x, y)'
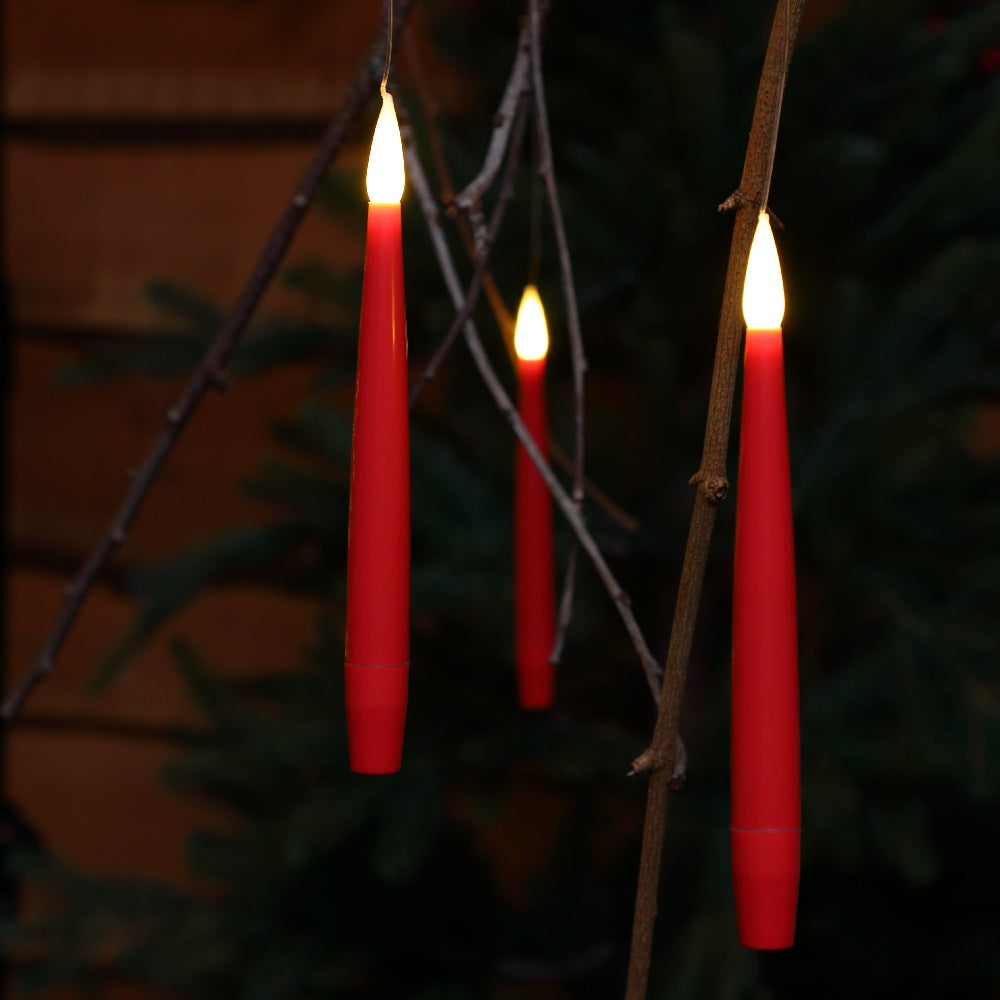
top-left (731, 212), bottom-right (801, 948)
top-left (513, 286), bottom-right (555, 709)
top-left (344, 92), bottom-right (409, 774)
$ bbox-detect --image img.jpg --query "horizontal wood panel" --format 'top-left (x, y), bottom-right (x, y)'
top-left (10, 983), bottom-right (173, 1000)
top-left (4, 140), bottom-right (365, 330)
top-left (6, 568), bottom-right (323, 730)
top-left (8, 338), bottom-right (336, 561)
top-left (9, 72), bottom-right (357, 121)
top-left (5, 0), bottom-right (377, 76)
top-left (5, 0), bottom-right (467, 119)
top-left (7, 726), bottom-right (231, 886)
top-left (5, 0), bottom-right (374, 119)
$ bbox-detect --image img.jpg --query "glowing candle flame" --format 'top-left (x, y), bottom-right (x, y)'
top-left (366, 93), bottom-right (405, 204)
top-left (742, 212), bottom-right (785, 330)
top-left (514, 285), bottom-right (549, 361)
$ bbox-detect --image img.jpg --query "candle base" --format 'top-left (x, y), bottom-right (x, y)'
top-left (344, 661), bottom-right (409, 774)
top-left (730, 826), bottom-right (800, 949)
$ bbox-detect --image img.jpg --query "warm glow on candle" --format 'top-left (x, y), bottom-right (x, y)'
top-left (366, 93), bottom-right (405, 204)
top-left (742, 212), bottom-right (785, 330)
top-left (514, 285), bottom-right (549, 361)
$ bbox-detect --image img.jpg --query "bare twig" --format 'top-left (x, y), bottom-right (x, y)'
top-left (551, 537), bottom-right (580, 665)
top-left (409, 98), bottom-right (530, 407)
top-left (527, 0), bottom-right (586, 504)
top-left (1, 0), bottom-right (415, 723)
top-left (548, 543), bottom-right (577, 666)
top-left (452, 18), bottom-right (534, 221)
top-left (411, 0), bottom-right (634, 678)
top-left (760, 0), bottom-right (791, 212)
top-left (717, 189), bottom-right (745, 214)
top-left (623, 3), bottom-right (804, 998)
top-left (528, 0), bottom-right (588, 665)
top-left (402, 30), bottom-right (515, 339)
top-left (405, 141), bottom-right (663, 702)
top-left (548, 437), bottom-right (640, 534)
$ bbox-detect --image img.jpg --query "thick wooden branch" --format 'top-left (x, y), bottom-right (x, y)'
top-left (623, 3), bottom-right (805, 998)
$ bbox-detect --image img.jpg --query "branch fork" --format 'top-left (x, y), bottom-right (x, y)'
top-left (628, 736), bottom-right (688, 788)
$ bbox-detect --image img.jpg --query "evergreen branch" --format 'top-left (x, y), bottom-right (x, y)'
top-left (623, 3), bottom-right (804, 999)
top-left (404, 141), bottom-right (664, 703)
top-left (0, 0), bottom-right (415, 723)
top-left (528, 0), bottom-right (588, 666)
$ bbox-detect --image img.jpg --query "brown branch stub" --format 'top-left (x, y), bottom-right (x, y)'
top-left (668, 738), bottom-right (688, 792)
top-left (689, 470), bottom-right (730, 504)
top-left (718, 189), bottom-right (746, 213)
top-left (627, 748), bottom-right (658, 778)
top-left (627, 736), bottom-right (687, 786)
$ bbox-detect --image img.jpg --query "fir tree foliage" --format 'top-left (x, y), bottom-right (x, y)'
top-left (5, 1), bottom-right (1000, 998)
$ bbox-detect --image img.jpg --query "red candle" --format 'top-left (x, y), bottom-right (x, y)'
top-left (731, 212), bottom-right (800, 948)
top-left (513, 285), bottom-right (556, 709)
top-left (344, 93), bottom-right (409, 774)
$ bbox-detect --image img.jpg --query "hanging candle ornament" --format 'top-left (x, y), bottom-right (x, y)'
top-left (513, 285), bottom-right (556, 709)
top-left (731, 211), bottom-right (801, 948)
top-left (344, 92), bottom-right (409, 774)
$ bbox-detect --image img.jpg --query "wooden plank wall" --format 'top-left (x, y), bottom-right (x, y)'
top-left (7, 2), bottom-right (996, 996)
top-left (3, 1), bottom-right (465, 993)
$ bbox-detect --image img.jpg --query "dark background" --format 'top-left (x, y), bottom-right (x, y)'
top-left (3, 1), bottom-right (999, 998)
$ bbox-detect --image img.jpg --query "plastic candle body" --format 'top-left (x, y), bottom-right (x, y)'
top-left (345, 94), bottom-right (409, 774)
top-left (731, 213), bottom-right (800, 948)
top-left (513, 286), bottom-right (555, 709)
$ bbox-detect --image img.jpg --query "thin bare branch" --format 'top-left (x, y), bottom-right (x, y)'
top-left (527, 0), bottom-right (586, 504)
top-left (760, 0), bottom-right (792, 212)
top-left (405, 141), bottom-right (663, 702)
top-left (409, 98), bottom-right (530, 407)
top-left (1, 0), bottom-right (415, 723)
top-left (548, 543), bottom-right (577, 666)
top-left (528, 0), bottom-right (588, 664)
top-left (452, 19), bottom-right (533, 221)
top-left (624, 2), bottom-right (805, 998)
top-left (402, 30), bottom-right (515, 339)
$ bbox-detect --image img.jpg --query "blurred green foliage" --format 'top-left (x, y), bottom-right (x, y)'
top-left (5, 0), bottom-right (1000, 997)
